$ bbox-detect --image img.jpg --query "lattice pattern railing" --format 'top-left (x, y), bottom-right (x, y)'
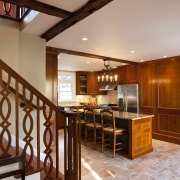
top-left (0, 1), bottom-right (29, 21)
top-left (0, 59), bottom-right (61, 179)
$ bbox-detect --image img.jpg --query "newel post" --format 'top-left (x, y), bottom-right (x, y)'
top-left (64, 111), bottom-right (81, 180)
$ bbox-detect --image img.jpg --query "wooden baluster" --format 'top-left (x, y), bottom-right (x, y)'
top-left (64, 111), bottom-right (81, 180)
top-left (22, 87), bottom-right (34, 172)
top-left (3, 2), bottom-right (12, 16)
top-left (42, 103), bottom-right (54, 179)
top-left (0, 70), bottom-right (12, 158)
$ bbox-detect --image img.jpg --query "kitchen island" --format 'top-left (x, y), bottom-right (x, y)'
top-left (94, 110), bottom-right (154, 160)
top-left (61, 105), bottom-right (154, 160)
top-left (116, 112), bottom-right (154, 160)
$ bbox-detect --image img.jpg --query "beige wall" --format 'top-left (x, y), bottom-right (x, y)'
top-left (0, 20), bottom-right (46, 93)
top-left (19, 33), bottom-right (46, 93)
top-left (0, 20), bottom-right (46, 152)
top-left (0, 24), bottom-right (19, 71)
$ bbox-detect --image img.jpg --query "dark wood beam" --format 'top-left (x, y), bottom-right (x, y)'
top-left (2, 0), bottom-right (72, 18)
top-left (46, 46), bottom-right (138, 65)
top-left (42, 0), bottom-right (114, 41)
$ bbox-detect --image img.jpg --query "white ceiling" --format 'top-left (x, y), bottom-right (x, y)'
top-left (21, 0), bottom-right (180, 71)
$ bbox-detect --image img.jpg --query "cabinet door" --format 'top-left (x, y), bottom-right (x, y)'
top-left (87, 72), bottom-right (97, 95)
top-left (140, 62), bottom-right (156, 114)
top-left (76, 72), bottom-right (88, 95)
top-left (118, 65), bottom-right (139, 84)
top-left (88, 72), bottom-right (107, 95)
top-left (126, 64), bottom-right (139, 83)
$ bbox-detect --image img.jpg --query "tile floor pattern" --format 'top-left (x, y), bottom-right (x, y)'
top-left (56, 130), bottom-right (180, 180)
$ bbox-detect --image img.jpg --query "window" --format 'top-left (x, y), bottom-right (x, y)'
top-left (58, 71), bottom-right (76, 102)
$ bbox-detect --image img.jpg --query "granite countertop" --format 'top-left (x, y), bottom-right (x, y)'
top-left (59, 104), bottom-right (154, 120)
top-left (113, 111), bottom-right (154, 120)
top-left (94, 109), bottom-right (154, 120)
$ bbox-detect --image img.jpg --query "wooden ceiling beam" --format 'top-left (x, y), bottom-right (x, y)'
top-left (46, 46), bottom-right (138, 65)
top-left (2, 0), bottom-right (72, 18)
top-left (41, 0), bottom-right (114, 41)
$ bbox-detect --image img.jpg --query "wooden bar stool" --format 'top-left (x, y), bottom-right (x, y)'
top-left (101, 109), bottom-right (128, 157)
top-left (84, 107), bottom-right (102, 149)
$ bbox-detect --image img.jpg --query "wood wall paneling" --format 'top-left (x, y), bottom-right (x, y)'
top-left (141, 58), bottom-right (180, 144)
top-left (158, 114), bottom-right (180, 136)
top-left (140, 63), bottom-right (155, 108)
top-left (46, 52), bottom-right (58, 105)
top-left (126, 64), bottom-right (140, 83)
top-left (140, 62), bottom-right (157, 131)
top-left (157, 60), bottom-right (180, 109)
top-left (118, 64), bottom-right (139, 84)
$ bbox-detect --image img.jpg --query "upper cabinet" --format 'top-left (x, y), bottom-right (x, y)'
top-left (87, 72), bottom-right (97, 95)
top-left (76, 71), bottom-right (106, 95)
top-left (140, 62), bottom-right (156, 114)
top-left (118, 64), bottom-right (140, 84)
top-left (88, 72), bottom-right (106, 95)
top-left (76, 71), bottom-right (88, 95)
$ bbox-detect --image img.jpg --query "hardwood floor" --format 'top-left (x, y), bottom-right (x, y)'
top-left (56, 130), bottom-right (180, 180)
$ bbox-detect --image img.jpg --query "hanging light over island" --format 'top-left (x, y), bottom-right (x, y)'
top-left (97, 60), bottom-right (118, 90)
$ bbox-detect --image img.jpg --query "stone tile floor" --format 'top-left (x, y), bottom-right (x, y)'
top-left (57, 130), bottom-right (180, 180)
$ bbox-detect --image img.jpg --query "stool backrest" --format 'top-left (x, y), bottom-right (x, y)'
top-left (84, 107), bottom-right (95, 124)
top-left (101, 110), bottom-right (115, 130)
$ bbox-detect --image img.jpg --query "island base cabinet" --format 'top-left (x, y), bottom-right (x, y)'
top-left (128, 117), bottom-right (153, 159)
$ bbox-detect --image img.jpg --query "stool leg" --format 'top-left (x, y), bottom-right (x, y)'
top-left (102, 131), bottom-right (104, 153)
top-left (113, 134), bottom-right (116, 158)
top-left (94, 128), bottom-right (96, 149)
top-left (85, 126), bottom-right (87, 146)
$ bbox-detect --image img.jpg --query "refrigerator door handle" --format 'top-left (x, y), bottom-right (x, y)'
top-left (123, 90), bottom-right (125, 111)
top-left (123, 90), bottom-right (127, 112)
top-left (125, 90), bottom-right (127, 112)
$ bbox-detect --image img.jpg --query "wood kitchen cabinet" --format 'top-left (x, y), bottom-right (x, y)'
top-left (87, 72), bottom-right (97, 95)
top-left (88, 72), bottom-right (106, 95)
top-left (118, 64), bottom-right (139, 84)
top-left (76, 71), bottom-right (106, 95)
top-left (76, 71), bottom-right (88, 95)
top-left (140, 62), bottom-right (156, 114)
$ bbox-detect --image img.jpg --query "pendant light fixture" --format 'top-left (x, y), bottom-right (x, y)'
top-left (97, 60), bottom-right (118, 90)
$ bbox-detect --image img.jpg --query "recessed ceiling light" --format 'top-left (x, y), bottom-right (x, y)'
top-left (82, 37), bottom-right (88, 41)
top-left (140, 59), bottom-right (144, 62)
top-left (130, 50), bottom-right (135, 53)
top-left (163, 55), bottom-right (167, 58)
top-left (86, 61), bottom-right (90, 64)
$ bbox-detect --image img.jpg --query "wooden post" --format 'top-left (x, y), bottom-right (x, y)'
top-left (64, 111), bottom-right (81, 180)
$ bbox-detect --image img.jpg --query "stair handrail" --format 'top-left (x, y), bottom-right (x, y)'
top-left (0, 59), bottom-right (62, 179)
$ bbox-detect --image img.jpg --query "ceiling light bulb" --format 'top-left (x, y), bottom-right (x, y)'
top-left (86, 61), bottom-right (90, 64)
top-left (130, 50), bottom-right (135, 53)
top-left (163, 55), bottom-right (167, 58)
top-left (140, 59), bottom-right (144, 62)
top-left (82, 37), bottom-right (88, 41)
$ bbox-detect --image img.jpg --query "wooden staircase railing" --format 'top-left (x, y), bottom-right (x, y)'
top-left (0, 0), bottom-right (30, 21)
top-left (0, 59), bottom-right (62, 179)
top-left (64, 111), bottom-right (81, 180)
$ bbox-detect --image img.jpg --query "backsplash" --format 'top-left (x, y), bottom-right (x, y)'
top-left (58, 90), bottom-right (118, 106)
top-left (106, 90), bottom-right (118, 104)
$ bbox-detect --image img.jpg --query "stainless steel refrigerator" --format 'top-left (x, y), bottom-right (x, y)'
top-left (117, 84), bottom-right (139, 113)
